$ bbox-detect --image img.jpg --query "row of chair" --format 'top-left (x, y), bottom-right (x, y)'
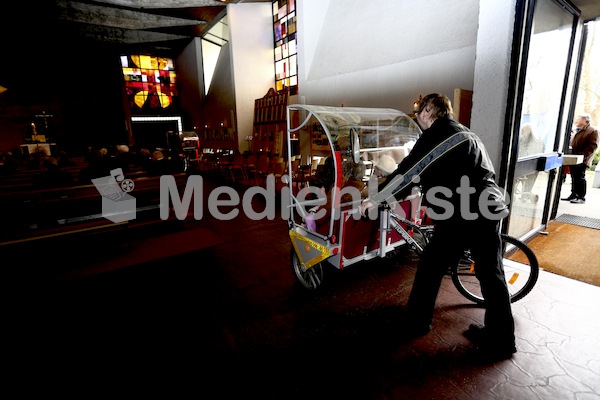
top-left (196, 152), bottom-right (325, 189)
top-left (244, 153), bottom-right (286, 185)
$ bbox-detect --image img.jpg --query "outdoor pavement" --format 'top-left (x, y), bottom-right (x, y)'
top-left (558, 169), bottom-right (600, 219)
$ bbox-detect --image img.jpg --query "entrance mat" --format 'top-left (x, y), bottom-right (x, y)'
top-left (527, 221), bottom-right (600, 287)
top-left (555, 214), bottom-right (600, 230)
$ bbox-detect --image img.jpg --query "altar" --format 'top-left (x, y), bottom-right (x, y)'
top-left (21, 143), bottom-right (54, 156)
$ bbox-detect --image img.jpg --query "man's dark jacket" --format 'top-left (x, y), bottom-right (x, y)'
top-left (371, 116), bottom-right (508, 224)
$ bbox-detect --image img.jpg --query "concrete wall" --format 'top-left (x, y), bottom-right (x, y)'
top-left (293, 0), bottom-right (519, 172)
top-left (297, 0), bottom-right (479, 113)
top-left (229, 2), bottom-right (275, 152)
top-left (201, 41), bottom-right (236, 142)
top-left (471, 0), bottom-right (517, 169)
top-left (193, 2), bottom-right (274, 152)
top-left (176, 38), bottom-right (205, 132)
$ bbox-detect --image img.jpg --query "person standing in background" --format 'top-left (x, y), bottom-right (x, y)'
top-left (562, 113), bottom-right (599, 204)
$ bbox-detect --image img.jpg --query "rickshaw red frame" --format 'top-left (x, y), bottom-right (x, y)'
top-left (285, 105), bottom-right (427, 289)
top-left (284, 105), bottom-right (539, 304)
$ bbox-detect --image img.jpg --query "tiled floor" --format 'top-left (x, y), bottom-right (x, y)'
top-left (9, 175), bottom-right (600, 398)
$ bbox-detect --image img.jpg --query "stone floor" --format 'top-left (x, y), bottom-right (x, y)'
top-left (8, 175), bottom-right (600, 398)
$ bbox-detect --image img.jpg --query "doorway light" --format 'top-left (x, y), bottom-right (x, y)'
top-left (131, 116), bottom-right (183, 133)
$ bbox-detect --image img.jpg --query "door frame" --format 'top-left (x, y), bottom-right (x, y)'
top-left (500, 0), bottom-right (582, 241)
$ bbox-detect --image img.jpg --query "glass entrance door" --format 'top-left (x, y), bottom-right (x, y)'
top-left (506, 0), bottom-right (580, 240)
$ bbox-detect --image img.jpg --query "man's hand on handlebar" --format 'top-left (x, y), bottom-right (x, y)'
top-left (359, 199), bottom-right (376, 218)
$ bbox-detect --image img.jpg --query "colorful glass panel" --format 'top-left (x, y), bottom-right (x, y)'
top-left (120, 55), bottom-right (178, 111)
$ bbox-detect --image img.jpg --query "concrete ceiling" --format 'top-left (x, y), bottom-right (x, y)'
top-left (6, 0), bottom-right (600, 57)
top-left (576, 0), bottom-right (600, 22)
top-left (10, 0), bottom-right (271, 57)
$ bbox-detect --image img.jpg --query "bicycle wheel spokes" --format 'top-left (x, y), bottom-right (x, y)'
top-left (453, 257), bottom-right (484, 302)
top-left (451, 234), bottom-right (539, 304)
top-left (291, 247), bottom-right (325, 290)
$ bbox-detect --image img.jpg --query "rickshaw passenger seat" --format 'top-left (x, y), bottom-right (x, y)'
top-left (340, 209), bottom-right (380, 259)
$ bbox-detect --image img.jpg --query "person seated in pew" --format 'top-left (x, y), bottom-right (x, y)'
top-left (79, 147), bottom-right (111, 183)
top-left (108, 144), bottom-right (132, 173)
top-left (146, 150), bottom-right (176, 176)
top-left (32, 156), bottom-right (74, 189)
top-left (0, 150), bottom-right (17, 175)
top-left (135, 148), bottom-right (153, 172)
top-left (56, 150), bottom-right (76, 168)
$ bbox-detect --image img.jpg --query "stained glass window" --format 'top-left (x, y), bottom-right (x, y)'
top-left (120, 55), bottom-right (179, 111)
top-left (273, 0), bottom-right (297, 94)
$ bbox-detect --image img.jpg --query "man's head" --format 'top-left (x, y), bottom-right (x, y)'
top-left (574, 113), bottom-right (591, 130)
top-left (152, 150), bottom-right (165, 161)
top-left (416, 93), bottom-right (453, 130)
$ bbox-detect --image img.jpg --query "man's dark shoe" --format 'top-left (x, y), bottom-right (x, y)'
top-left (561, 194), bottom-right (576, 201)
top-left (570, 198), bottom-right (585, 204)
top-left (464, 324), bottom-right (516, 361)
top-left (463, 323), bottom-right (486, 344)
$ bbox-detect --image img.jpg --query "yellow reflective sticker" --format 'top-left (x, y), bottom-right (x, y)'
top-left (289, 229), bottom-right (331, 269)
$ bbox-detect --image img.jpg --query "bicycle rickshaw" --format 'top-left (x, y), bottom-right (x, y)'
top-left (285, 104), bottom-right (539, 304)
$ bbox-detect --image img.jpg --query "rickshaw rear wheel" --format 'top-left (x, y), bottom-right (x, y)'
top-left (290, 247), bottom-right (325, 290)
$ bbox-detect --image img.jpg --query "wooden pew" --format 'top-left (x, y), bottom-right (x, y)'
top-left (0, 172), bottom-right (190, 247)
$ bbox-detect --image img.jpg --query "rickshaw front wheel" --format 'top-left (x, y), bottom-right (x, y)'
top-left (290, 247), bottom-right (325, 290)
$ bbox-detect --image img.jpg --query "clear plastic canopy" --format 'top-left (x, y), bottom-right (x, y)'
top-left (287, 104), bottom-right (422, 162)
